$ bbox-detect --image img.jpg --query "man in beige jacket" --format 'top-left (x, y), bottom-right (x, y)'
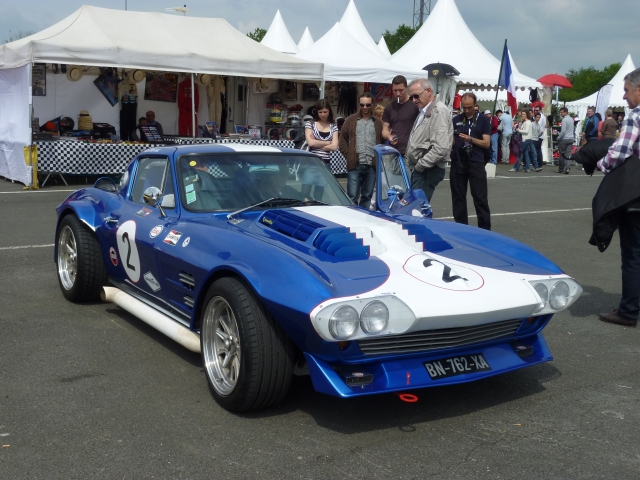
top-left (405, 78), bottom-right (453, 202)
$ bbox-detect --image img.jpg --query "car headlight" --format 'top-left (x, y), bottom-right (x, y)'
top-left (549, 281), bottom-right (570, 310)
top-left (533, 283), bottom-right (548, 313)
top-left (360, 301), bottom-right (389, 335)
top-left (311, 295), bottom-right (415, 342)
top-left (528, 278), bottom-right (582, 316)
top-left (328, 305), bottom-right (359, 340)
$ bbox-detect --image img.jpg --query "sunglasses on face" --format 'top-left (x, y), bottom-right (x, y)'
top-left (360, 103), bottom-right (372, 107)
top-left (410, 87), bottom-right (429, 100)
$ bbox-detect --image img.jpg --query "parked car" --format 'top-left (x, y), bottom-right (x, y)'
top-left (54, 144), bottom-right (581, 412)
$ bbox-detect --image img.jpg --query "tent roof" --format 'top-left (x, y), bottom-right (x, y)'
top-left (339, 0), bottom-right (383, 58)
top-left (391, 0), bottom-right (540, 89)
top-left (260, 10), bottom-right (299, 55)
top-left (297, 27), bottom-right (315, 51)
top-left (296, 22), bottom-right (424, 83)
top-left (378, 36), bottom-right (392, 58)
top-left (0, 5), bottom-right (322, 80)
top-left (567, 54), bottom-right (636, 108)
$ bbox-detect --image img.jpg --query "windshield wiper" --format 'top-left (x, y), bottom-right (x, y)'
top-left (227, 197), bottom-right (328, 222)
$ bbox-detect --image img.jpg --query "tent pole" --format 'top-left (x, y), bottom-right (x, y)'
top-left (191, 73), bottom-right (196, 140)
top-left (492, 39), bottom-right (507, 116)
top-left (320, 72), bottom-right (325, 100)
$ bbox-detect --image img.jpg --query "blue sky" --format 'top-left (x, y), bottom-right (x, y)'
top-left (2, 0), bottom-right (639, 78)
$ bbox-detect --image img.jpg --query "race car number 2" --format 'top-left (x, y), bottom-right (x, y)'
top-left (116, 220), bottom-right (141, 282)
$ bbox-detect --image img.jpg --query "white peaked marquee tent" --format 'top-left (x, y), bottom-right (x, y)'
top-left (0, 5), bottom-right (323, 184)
top-left (378, 36), bottom-right (392, 58)
top-left (567, 54), bottom-right (636, 118)
top-left (298, 27), bottom-right (315, 51)
top-left (339, 0), bottom-right (384, 58)
top-left (260, 10), bottom-right (299, 55)
top-left (391, 0), bottom-right (541, 90)
top-left (296, 22), bottom-right (425, 83)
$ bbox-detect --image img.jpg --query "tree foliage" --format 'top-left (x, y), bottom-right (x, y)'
top-left (382, 24), bottom-right (417, 55)
top-left (558, 63), bottom-right (622, 102)
top-left (3, 30), bottom-right (35, 44)
top-left (246, 28), bottom-right (267, 43)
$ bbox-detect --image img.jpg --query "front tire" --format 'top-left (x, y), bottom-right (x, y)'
top-left (201, 277), bottom-right (294, 412)
top-left (56, 214), bottom-right (107, 302)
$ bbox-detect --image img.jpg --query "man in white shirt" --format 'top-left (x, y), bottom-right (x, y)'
top-left (534, 107), bottom-right (547, 166)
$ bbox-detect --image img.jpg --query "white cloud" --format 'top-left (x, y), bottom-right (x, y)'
top-left (238, 20), bottom-right (259, 35)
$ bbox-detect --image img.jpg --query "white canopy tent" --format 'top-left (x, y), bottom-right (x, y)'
top-left (0, 5), bottom-right (324, 184)
top-left (260, 10), bottom-right (299, 55)
top-left (296, 22), bottom-right (425, 83)
top-left (298, 27), bottom-right (315, 52)
top-left (567, 54), bottom-right (636, 119)
top-left (339, 0), bottom-right (384, 58)
top-left (391, 0), bottom-right (541, 90)
top-left (378, 36), bottom-right (392, 58)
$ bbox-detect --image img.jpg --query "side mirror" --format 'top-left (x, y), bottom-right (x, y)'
top-left (142, 186), bottom-right (166, 218)
top-left (387, 185), bottom-right (405, 208)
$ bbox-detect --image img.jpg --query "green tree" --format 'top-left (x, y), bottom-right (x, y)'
top-left (3, 30), bottom-right (35, 44)
top-left (382, 24), bottom-right (417, 55)
top-left (246, 28), bottom-right (267, 43)
top-left (558, 63), bottom-right (622, 102)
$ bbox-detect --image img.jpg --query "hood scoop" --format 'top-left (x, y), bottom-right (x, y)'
top-left (401, 224), bottom-right (452, 253)
top-left (260, 210), bottom-right (325, 242)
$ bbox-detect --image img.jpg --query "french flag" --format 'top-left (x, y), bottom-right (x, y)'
top-left (498, 43), bottom-right (518, 116)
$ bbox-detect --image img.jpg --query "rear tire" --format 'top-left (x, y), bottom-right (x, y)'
top-left (56, 214), bottom-right (107, 302)
top-left (200, 277), bottom-right (294, 412)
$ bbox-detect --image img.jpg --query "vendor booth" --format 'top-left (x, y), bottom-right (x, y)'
top-left (0, 5), bottom-right (323, 186)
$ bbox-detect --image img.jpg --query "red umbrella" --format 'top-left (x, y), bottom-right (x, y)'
top-left (537, 74), bottom-right (572, 88)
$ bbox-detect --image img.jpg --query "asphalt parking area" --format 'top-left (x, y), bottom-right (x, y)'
top-left (1, 164), bottom-right (638, 479)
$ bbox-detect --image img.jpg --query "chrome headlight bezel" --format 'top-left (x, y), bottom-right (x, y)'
top-left (528, 277), bottom-right (582, 316)
top-left (311, 295), bottom-right (415, 342)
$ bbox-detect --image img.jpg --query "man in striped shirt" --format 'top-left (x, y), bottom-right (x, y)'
top-left (598, 67), bottom-right (640, 327)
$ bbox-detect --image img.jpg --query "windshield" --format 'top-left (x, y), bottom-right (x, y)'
top-left (177, 153), bottom-right (351, 212)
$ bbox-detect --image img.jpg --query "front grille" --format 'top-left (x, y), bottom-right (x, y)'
top-left (358, 318), bottom-right (523, 356)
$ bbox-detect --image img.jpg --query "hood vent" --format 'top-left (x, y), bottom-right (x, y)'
top-left (314, 227), bottom-right (370, 260)
top-left (260, 210), bottom-right (325, 242)
top-left (402, 224), bottom-right (452, 253)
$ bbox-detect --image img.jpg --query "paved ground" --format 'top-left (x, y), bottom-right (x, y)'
top-left (1, 164), bottom-right (638, 479)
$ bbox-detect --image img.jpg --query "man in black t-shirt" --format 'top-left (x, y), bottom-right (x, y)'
top-left (450, 92), bottom-right (492, 230)
top-left (382, 75), bottom-right (419, 156)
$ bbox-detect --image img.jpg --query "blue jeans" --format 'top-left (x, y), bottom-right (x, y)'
top-left (490, 133), bottom-right (499, 164)
top-left (347, 163), bottom-right (376, 209)
top-left (411, 166), bottom-right (445, 202)
top-left (515, 140), bottom-right (538, 170)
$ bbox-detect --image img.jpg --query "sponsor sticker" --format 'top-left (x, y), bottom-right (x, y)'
top-left (135, 207), bottom-right (152, 217)
top-left (186, 191), bottom-right (196, 204)
top-left (185, 183), bottom-right (194, 193)
top-left (189, 160), bottom-right (197, 166)
top-left (163, 230), bottom-right (183, 246)
top-left (149, 225), bottom-right (164, 238)
top-left (182, 237), bottom-right (191, 247)
top-left (109, 247), bottom-right (118, 266)
top-left (143, 272), bottom-right (161, 292)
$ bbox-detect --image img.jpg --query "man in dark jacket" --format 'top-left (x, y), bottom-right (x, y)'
top-left (583, 107), bottom-right (599, 144)
top-left (596, 68), bottom-right (640, 327)
top-left (338, 92), bottom-right (383, 209)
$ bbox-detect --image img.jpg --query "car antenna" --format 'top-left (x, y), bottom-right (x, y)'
top-left (227, 198), bottom-right (277, 223)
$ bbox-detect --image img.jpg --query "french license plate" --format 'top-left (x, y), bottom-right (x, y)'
top-left (424, 353), bottom-right (491, 379)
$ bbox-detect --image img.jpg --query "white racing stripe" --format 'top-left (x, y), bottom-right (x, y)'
top-left (0, 190), bottom-right (76, 194)
top-left (0, 244), bottom-right (54, 251)
top-left (438, 207), bottom-right (591, 220)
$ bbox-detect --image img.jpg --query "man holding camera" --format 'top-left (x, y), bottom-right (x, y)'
top-left (450, 92), bottom-right (492, 230)
top-left (405, 78), bottom-right (452, 202)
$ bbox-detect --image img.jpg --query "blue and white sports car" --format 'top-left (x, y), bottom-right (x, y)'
top-left (55, 144), bottom-right (582, 412)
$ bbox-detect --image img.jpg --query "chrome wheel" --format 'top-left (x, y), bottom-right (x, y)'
top-left (58, 225), bottom-right (77, 290)
top-left (202, 296), bottom-right (241, 396)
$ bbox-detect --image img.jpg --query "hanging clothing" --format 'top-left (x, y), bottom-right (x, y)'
top-left (119, 80), bottom-right (138, 141)
top-left (207, 77), bottom-right (225, 126)
top-left (178, 78), bottom-right (200, 136)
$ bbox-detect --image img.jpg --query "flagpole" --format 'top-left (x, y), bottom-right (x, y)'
top-left (492, 39), bottom-right (507, 115)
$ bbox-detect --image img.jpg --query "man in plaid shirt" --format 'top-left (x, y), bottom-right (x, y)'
top-left (598, 67), bottom-right (640, 327)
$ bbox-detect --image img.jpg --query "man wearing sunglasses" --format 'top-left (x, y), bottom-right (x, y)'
top-left (405, 78), bottom-right (453, 202)
top-left (339, 92), bottom-right (383, 209)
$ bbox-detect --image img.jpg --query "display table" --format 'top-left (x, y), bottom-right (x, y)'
top-left (34, 138), bottom-right (303, 185)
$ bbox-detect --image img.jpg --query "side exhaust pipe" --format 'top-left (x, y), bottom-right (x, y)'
top-left (101, 287), bottom-right (201, 353)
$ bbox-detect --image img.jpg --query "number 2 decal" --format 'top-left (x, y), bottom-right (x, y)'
top-left (116, 220), bottom-right (141, 282)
